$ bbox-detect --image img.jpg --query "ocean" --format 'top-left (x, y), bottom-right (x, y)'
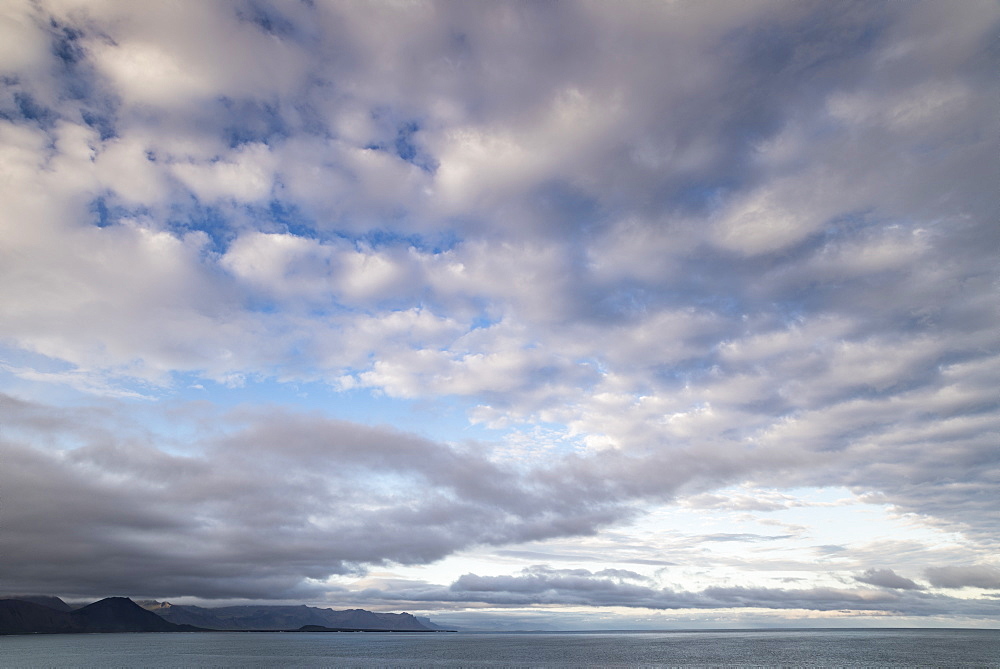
top-left (2, 629), bottom-right (999, 668)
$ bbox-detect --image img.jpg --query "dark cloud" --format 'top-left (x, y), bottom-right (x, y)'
top-left (0, 394), bottom-right (640, 599)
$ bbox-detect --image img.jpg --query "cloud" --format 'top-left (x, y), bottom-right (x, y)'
top-left (699, 533), bottom-right (794, 543)
top-left (349, 567), bottom-right (1000, 619)
top-left (855, 569), bottom-right (923, 591)
top-left (0, 394), bottom-right (635, 599)
top-left (4, 387), bottom-right (987, 608)
top-left (925, 566), bottom-right (1000, 590)
top-left (0, 0), bottom-right (996, 621)
top-left (680, 491), bottom-right (798, 512)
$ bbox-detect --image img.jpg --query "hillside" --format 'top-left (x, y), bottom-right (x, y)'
top-left (0, 597), bottom-right (201, 635)
top-left (0, 600), bottom-right (84, 634)
top-left (144, 601), bottom-right (435, 631)
top-left (0, 595), bottom-right (73, 612)
top-left (1, 595), bottom-right (447, 634)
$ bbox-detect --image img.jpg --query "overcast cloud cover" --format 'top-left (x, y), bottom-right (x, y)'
top-left (1, 0), bottom-right (998, 628)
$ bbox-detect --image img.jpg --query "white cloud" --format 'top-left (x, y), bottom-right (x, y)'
top-left (0, 4), bottom-right (50, 74)
top-left (73, 0), bottom-right (306, 107)
top-left (171, 143), bottom-right (276, 203)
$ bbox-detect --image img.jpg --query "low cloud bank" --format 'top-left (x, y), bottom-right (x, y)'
top-left (352, 566), bottom-right (1000, 619)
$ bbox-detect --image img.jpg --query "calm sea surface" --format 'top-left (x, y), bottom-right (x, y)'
top-left (2, 629), bottom-right (999, 668)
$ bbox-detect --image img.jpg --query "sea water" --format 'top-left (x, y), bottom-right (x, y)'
top-left (2, 629), bottom-right (999, 667)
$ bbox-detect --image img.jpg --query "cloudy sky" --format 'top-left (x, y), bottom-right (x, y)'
top-left (1, 0), bottom-right (998, 629)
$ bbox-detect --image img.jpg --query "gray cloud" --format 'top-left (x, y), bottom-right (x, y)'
top-left (699, 533), bottom-right (794, 543)
top-left (0, 394), bottom-right (639, 599)
top-left (351, 567), bottom-right (1000, 619)
top-left (925, 566), bottom-right (1000, 590)
top-left (854, 569), bottom-right (923, 591)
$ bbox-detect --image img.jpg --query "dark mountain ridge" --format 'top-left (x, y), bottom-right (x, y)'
top-left (1, 595), bottom-right (449, 634)
top-left (0, 597), bottom-right (200, 635)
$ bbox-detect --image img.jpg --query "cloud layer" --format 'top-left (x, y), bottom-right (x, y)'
top-left (0, 0), bottom-right (997, 623)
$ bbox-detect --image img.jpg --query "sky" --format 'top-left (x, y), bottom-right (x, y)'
top-left (0, 0), bottom-right (998, 630)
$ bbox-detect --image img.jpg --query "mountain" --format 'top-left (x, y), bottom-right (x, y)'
top-left (0, 600), bottom-right (83, 634)
top-left (71, 597), bottom-right (189, 632)
top-left (0, 597), bottom-right (201, 635)
top-left (0, 595), bottom-right (73, 612)
top-left (0, 595), bottom-right (448, 634)
top-left (143, 602), bottom-right (437, 631)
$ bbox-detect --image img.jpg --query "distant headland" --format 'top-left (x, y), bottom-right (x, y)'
top-left (0, 595), bottom-right (454, 635)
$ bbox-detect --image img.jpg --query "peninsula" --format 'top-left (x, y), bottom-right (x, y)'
top-left (0, 596), bottom-right (451, 635)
